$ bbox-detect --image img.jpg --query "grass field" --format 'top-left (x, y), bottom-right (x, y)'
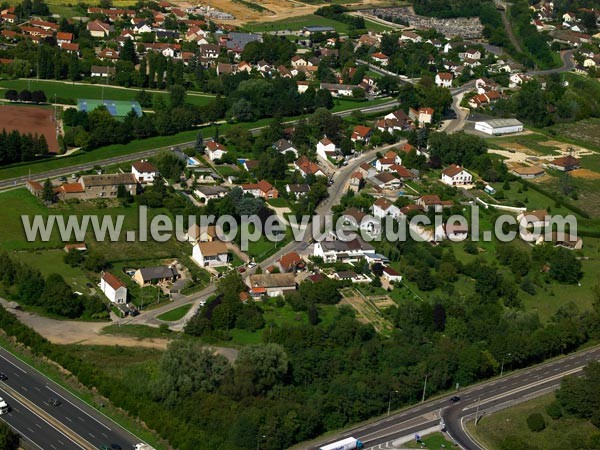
top-left (404, 432), bottom-right (458, 449)
top-left (13, 250), bottom-right (91, 291)
top-left (157, 304), bottom-right (193, 321)
top-left (0, 79), bottom-right (214, 107)
top-left (246, 14), bottom-right (350, 32)
top-left (101, 324), bottom-right (174, 339)
top-left (490, 133), bottom-right (561, 156)
top-left (467, 393), bottom-right (599, 450)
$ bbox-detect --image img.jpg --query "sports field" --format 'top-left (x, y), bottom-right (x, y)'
top-left (0, 104), bottom-right (59, 153)
top-left (78, 99), bottom-right (142, 117)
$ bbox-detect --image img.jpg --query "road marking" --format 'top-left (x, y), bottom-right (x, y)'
top-left (20, 386), bottom-right (28, 392)
top-left (34, 386), bottom-right (41, 392)
top-left (0, 354), bottom-right (27, 374)
top-left (27, 427), bottom-right (35, 433)
top-left (45, 386), bottom-right (112, 431)
top-left (35, 423), bottom-right (42, 429)
top-left (89, 433), bottom-right (95, 438)
top-left (462, 366), bottom-right (584, 412)
top-left (50, 445), bottom-right (57, 449)
top-left (65, 416), bottom-right (72, 422)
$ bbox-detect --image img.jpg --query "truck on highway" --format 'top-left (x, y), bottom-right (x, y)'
top-left (319, 437), bottom-right (364, 450)
top-left (134, 444), bottom-right (156, 450)
top-left (0, 397), bottom-right (10, 415)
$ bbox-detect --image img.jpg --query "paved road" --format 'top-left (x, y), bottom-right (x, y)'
top-left (305, 345), bottom-right (600, 450)
top-left (0, 346), bottom-right (144, 450)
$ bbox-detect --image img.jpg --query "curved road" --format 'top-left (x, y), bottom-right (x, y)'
top-left (304, 345), bottom-right (600, 450)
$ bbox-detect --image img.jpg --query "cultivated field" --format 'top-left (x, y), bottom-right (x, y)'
top-left (0, 104), bottom-right (59, 153)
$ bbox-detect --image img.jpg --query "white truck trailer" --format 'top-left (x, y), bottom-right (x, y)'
top-left (0, 397), bottom-right (10, 415)
top-left (319, 437), bottom-right (364, 450)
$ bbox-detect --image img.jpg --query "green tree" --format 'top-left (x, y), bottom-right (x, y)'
top-left (526, 413), bottom-right (546, 432)
top-left (234, 343), bottom-right (289, 396)
top-left (169, 84), bottom-right (186, 108)
top-left (42, 178), bottom-right (55, 203)
top-left (0, 421), bottom-right (19, 450)
top-left (154, 339), bottom-right (231, 405)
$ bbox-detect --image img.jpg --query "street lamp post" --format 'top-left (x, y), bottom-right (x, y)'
top-left (421, 374), bottom-right (428, 403)
top-left (500, 353), bottom-right (511, 377)
top-left (256, 434), bottom-right (266, 450)
top-left (387, 390), bottom-right (399, 417)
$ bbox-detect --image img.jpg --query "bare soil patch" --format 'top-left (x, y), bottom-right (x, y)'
top-left (571, 168), bottom-right (600, 179)
top-left (0, 105), bottom-right (60, 153)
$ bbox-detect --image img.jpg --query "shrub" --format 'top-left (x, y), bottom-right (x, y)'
top-left (527, 412), bottom-right (546, 432)
top-left (546, 400), bottom-right (563, 420)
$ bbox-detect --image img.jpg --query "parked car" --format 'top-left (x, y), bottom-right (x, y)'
top-left (0, 373), bottom-right (7, 381)
top-left (450, 396), bottom-right (460, 403)
top-left (48, 397), bottom-right (61, 406)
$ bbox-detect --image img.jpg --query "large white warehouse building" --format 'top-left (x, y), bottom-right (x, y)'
top-left (474, 118), bottom-right (524, 135)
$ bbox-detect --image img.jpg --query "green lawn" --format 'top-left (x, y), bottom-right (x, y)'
top-left (12, 250), bottom-right (91, 291)
top-left (0, 79), bottom-right (214, 106)
top-left (467, 392), bottom-right (599, 450)
top-left (403, 432), bottom-right (458, 449)
top-left (266, 198), bottom-right (291, 208)
top-left (488, 133), bottom-right (561, 156)
top-left (101, 324), bottom-right (174, 339)
top-left (157, 304), bottom-right (193, 321)
top-left (245, 15), bottom-right (350, 33)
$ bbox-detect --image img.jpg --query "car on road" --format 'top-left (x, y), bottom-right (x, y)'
top-left (247, 262), bottom-right (256, 268)
top-left (48, 397), bottom-right (61, 406)
top-left (450, 396), bottom-right (460, 403)
top-left (0, 372), bottom-right (7, 381)
top-left (110, 445), bottom-right (122, 450)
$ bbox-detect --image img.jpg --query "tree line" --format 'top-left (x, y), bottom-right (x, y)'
top-left (0, 129), bottom-right (49, 166)
top-left (0, 252), bottom-right (107, 319)
top-left (4, 89), bottom-right (47, 104)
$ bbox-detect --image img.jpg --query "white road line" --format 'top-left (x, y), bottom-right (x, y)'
top-left (45, 386), bottom-right (112, 431)
top-left (35, 423), bottom-right (42, 429)
top-left (20, 386), bottom-right (28, 392)
top-left (89, 433), bottom-right (95, 438)
top-left (0, 354), bottom-right (27, 374)
top-left (7, 423), bottom-right (44, 450)
top-left (50, 445), bottom-right (57, 449)
top-left (65, 416), bottom-right (72, 422)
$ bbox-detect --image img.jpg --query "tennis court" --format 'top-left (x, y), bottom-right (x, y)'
top-left (77, 99), bottom-right (142, 117)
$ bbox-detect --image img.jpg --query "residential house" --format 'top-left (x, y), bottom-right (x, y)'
top-left (320, 83), bottom-right (355, 97)
top-left (511, 165), bottom-right (545, 179)
top-left (56, 32), bottom-right (73, 45)
top-left (313, 237), bottom-right (375, 263)
top-left (340, 207), bottom-right (380, 235)
top-left (87, 20), bottom-right (113, 38)
top-left (205, 141), bottom-right (228, 161)
top-left (316, 137), bottom-right (337, 160)
top-left (348, 171), bottom-right (363, 192)
top-left (435, 72), bottom-right (453, 88)
top-left (131, 160), bottom-right (159, 184)
top-left (351, 125), bottom-right (372, 143)
top-left (285, 184), bottom-right (310, 198)
top-left (372, 197), bottom-right (401, 219)
top-left (369, 172), bottom-right (402, 190)
top-left (332, 270), bottom-right (371, 283)
top-left (382, 266), bottom-right (402, 283)
top-left (276, 252), bottom-right (305, 273)
top-left (246, 273), bottom-right (296, 297)
top-left (294, 156), bottom-right (326, 177)
top-left (273, 139), bottom-right (298, 158)
top-left (416, 194), bottom-right (453, 211)
top-left (548, 155), bottom-right (580, 172)
top-left (371, 52), bottom-right (389, 66)
top-left (441, 164), bottom-right (473, 186)
top-left (291, 55), bottom-right (307, 67)
top-left (78, 173), bottom-right (138, 199)
top-left (100, 272), bottom-right (127, 304)
top-left (25, 180), bottom-right (43, 197)
top-left (54, 182), bottom-right (86, 201)
top-left (400, 31), bottom-right (422, 43)
top-left (517, 209), bottom-right (550, 228)
top-left (91, 66), bottom-right (116, 78)
top-left (187, 224), bottom-right (221, 243)
top-left (192, 241), bottom-right (229, 267)
top-left (64, 243), bottom-right (87, 252)
top-left (194, 185), bottom-right (228, 202)
top-left (535, 231), bottom-right (583, 250)
top-left (409, 107), bottom-right (434, 126)
top-left (133, 265), bottom-right (180, 286)
top-left (242, 180), bottom-right (279, 199)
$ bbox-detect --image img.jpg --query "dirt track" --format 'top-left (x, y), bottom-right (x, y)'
top-left (0, 104), bottom-right (60, 153)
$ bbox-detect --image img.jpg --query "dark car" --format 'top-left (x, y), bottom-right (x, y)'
top-left (99, 445), bottom-right (111, 450)
top-left (48, 397), bottom-right (61, 406)
top-left (0, 372), bottom-right (7, 381)
top-left (111, 445), bottom-right (122, 450)
top-left (450, 396), bottom-right (461, 403)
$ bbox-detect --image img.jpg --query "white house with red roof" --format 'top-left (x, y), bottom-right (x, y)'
top-left (435, 72), bottom-right (453, 88)
top-left (371, 52), bottom-right (389, 66)
top-left (372, 197), bottom-right (401, 219)
top-left (382, 266), bottom-right (402, 283)
top-left (242, 180), bottom-right (279, 199)
top-left (351, 125), bottom-right (372, 143)
top-left (205, 141), bottom-right (228, 161)
top-left (294, 156), bottom-right (326, 177)
top-left (441, 164), bottom-right (472, 186)
top-left (316, 137), bottom-right (337, 160)
top-left (132, 160), bottom-right (159, 184)
top-left (409, 107), bottom-right (434, 126)
top-left (100, 272), bottom-right (127, 304)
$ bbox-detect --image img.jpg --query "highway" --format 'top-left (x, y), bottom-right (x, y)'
top-left (0, 346), bottom-right (143, 450)
top-left (305, 345), bottom-right (600, 450)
